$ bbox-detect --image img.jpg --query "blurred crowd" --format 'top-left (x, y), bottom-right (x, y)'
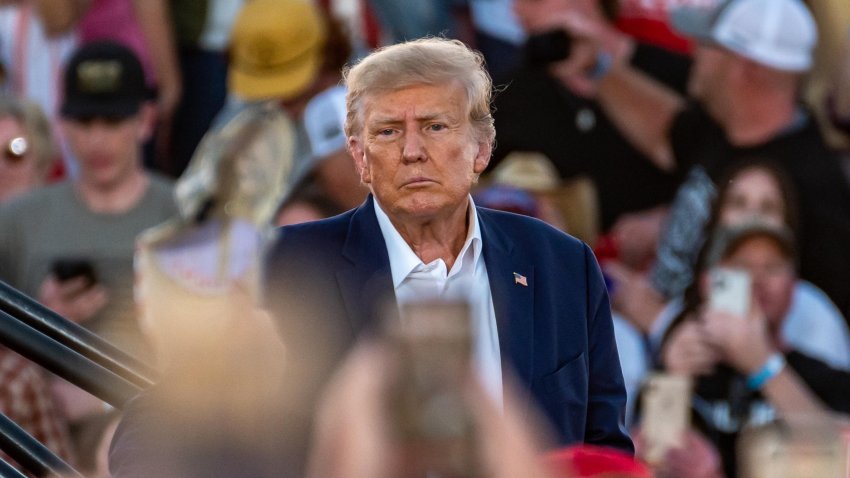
top-left (1, 0), bottom-right (850, 476)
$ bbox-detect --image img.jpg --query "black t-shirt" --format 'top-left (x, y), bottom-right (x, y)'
top-left (489, 43), bottom-right (689, 230)
top-left (684, 351), bottom-right (849, 478)
top-left (786, 351), bottom-right (850, 413)
top-left (668, 103), bottom-right (850, 319)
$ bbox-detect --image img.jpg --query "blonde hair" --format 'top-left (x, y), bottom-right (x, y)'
top-left (343, 38), bottom-right (495, 147)
top-left (0, 96), bottom-right (57, 175)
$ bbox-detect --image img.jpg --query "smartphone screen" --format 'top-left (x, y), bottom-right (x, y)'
top-left (709, 267), bottom-right (751, 316)
top-left (386, 300), bottom-right (478, 476)
top-left (640, 373), bottom-right (692, 466)
top-left (50, 258), bottom-right (98, 287)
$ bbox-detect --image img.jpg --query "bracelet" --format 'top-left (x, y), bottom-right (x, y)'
top-left (746, 353), bottom-right (786, 391)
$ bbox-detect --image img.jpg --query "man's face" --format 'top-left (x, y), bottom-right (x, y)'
top-left (0, 116), bottom-right (41, 203)
top-left (721, 236), bottom-right (795, 328)
top-left (62, 111), bottom-right (147, 190)
top-left (348, 82), bottom-right (491, 222)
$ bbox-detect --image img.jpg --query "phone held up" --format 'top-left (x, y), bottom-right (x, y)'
top-left (50, 258), bottom-right (98, 288)
top-left (640, 373), bottom-right (692, 466)
top-left (709, 267), bottom-right (752, 317)
top-left (385, 300), bottom-right (479, 477)
top-left (524, 28), bottom-right (573, 66)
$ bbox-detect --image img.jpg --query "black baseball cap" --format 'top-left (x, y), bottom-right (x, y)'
top-left (61, 41), bottom-right (148, 119)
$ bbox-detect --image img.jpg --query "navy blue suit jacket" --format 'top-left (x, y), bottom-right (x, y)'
top-left (263, 196), bottom-right (633, 452)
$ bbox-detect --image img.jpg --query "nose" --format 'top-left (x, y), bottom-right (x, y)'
top-left (83, 120), bottom-right (111, 147)
top-left (401, 129), bottom-right (427, 164)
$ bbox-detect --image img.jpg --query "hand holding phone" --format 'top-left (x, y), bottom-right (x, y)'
top-left (51, 258), bottom-right (98, 288)
top-left (387, 300), bottom-right (479, 476)
top-left (40, 259), bottom-right (106, 323)
top-left (525, 29), bottom-right (573, 65)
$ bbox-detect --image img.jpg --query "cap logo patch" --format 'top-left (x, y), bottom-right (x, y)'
top-left (77, 60), bottom-right (122, 94)
top-left (247, 37), bottom-right (278, 68)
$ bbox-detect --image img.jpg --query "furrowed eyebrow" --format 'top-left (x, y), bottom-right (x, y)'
top-left (368, 112), bottom-right (455, 125)
top-left (368, 115), bottom-right (402, 125)
top-left (415, 113), bottom-right (445, 122)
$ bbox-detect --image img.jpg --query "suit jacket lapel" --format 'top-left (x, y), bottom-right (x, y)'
top-left (334, 202), bottom-right (536, 387)
top-left (478, 209), bottom-right (535, 389)
top-left (336, 196), bottom-right (396, 335)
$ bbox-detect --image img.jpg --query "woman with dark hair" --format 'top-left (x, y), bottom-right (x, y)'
top-left (649, 160), bottom-right (850, 477)
top-left (657, 159), bottom-right (849, 371)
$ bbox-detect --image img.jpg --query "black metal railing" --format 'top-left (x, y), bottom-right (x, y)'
top-left (0, 280), bottom-right (156, 476)
top-left (0, 413), bottom-right (78, 477)
top-left (0, 281), bottom-right (156, 388)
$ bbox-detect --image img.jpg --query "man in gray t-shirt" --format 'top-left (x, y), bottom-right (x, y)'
top-left (0, 41), bottom-right (177, 359)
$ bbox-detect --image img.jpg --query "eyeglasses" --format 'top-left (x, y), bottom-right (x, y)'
top-left (3, 137), bottom-right (29, 163)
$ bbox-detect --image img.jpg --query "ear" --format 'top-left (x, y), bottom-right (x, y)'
top-left (137, 102), bottom-right (157, 142)
top-left (472, 141), bottom-right (492, 175)
top-left (348, 135), bottom-right (371, 185)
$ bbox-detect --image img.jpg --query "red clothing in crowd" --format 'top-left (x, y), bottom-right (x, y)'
top-left (0, 348), bottom-right (75, 469)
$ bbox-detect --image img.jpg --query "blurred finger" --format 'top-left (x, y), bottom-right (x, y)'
top-left (308, 343), bottom-right (393, 478)
top-left (38, 275), bottom-right (61, 302)
top-left (68, 285), bottom-right (108, 322)
top-left (471, 377), bottom-right (554, 478)
top-left (55, 275), bottom-right (97, 299)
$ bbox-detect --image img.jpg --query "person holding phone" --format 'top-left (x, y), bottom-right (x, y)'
top-left (553, 0), bottom-right (850, 323)
top-left (492, 0), bottom-right (687, 241)
top-left (0, 41), bottom-right (177, 356)
top-left (657, 222), bottom-right (832, 478)
top-left (0, 42), bottom-right (177, 465)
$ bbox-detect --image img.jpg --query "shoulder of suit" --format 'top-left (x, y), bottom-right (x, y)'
top-left (476, 206), bottom-right (585, 250)
top-left (272, 209), bottom-right (355, 248)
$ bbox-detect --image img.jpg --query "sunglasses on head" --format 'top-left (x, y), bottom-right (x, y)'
top-left (3, 137), bottom-right (28, 163)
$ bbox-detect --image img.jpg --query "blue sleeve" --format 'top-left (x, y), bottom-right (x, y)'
top-left (582, 243), bottom-right (635, 453)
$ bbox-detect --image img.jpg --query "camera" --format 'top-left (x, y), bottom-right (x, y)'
top-left (524, 29), bottom-right (573, 66)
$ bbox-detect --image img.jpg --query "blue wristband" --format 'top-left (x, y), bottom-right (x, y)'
top-left (746, 353), bottom-right (786, 391)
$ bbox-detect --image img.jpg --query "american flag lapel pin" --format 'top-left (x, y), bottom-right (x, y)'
top-left (513, 272), bottom-right (528, 287)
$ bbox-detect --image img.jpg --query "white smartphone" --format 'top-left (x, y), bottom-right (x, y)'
top-left (640, 373), bottom-right (692, 466)
top-left (709, 267), bottom-right (752, 316)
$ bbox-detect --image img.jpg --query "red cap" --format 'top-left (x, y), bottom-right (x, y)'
top-left (544, 445), bottom-right (652, 478)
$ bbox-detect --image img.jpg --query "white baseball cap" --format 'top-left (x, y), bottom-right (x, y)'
top-left (671, 0), bottom-right (817, 72)
top-left (304, 85), bottom-right (348, 160)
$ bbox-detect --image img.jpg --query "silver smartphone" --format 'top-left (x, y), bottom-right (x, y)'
top-left (640, 373), bottom-right (692, 466)
top-left (709, 267), bottom-right (752, 316)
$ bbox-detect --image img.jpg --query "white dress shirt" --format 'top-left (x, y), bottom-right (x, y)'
top-left (374, 197), bottom-right (503, 407)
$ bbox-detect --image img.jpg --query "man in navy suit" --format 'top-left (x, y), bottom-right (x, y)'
top-left (263, 37), bottom-right (632, 453)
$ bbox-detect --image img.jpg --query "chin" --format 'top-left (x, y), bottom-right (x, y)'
top-left (395, 195), bottom-right (449, 218)
top-left (88, 173), bottom-right (123, 190)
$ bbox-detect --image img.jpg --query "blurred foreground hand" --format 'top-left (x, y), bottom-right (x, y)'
top-left (306, 343), bottom-right (556, 478)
